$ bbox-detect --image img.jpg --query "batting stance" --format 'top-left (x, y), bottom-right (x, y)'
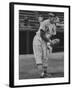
top-left (33, 13), bottom-right (60, 78)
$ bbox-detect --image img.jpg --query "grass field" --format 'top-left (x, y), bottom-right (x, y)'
top-left (19, 52), bottom-right (64, 79)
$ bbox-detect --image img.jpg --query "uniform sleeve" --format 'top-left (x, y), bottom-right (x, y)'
top-left (39, 20), bottom-right (49, 32)
top-left (40, 29), bottom-right (50, 42)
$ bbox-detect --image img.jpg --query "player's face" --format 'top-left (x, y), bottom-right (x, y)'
top-left (38, 16), bottom-right (43, 22)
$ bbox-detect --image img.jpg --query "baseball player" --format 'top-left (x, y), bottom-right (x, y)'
top-left (33, 13), bottom-right (60, 78)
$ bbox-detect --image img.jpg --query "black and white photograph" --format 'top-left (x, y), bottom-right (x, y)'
top-left (9, 2), bottom-right (70, 87)
top-left (19, 10), bottom-right (64, 79)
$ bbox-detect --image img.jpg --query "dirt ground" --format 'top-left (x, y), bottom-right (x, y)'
top-left (19, 52), bottom-right (64, 79)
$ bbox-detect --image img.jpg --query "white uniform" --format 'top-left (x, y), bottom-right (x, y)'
top-left (33, 19), bottom-right (56, 67)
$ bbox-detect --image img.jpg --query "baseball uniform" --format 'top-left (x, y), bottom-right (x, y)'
top-left (33, 19), bottom-right (56, 67)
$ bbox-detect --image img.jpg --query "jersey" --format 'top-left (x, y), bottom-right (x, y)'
top-left (36, 19), bottom-right (56, 41)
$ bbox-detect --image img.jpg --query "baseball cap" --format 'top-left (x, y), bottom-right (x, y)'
top-left (48, 13), bottom-right (55, 17)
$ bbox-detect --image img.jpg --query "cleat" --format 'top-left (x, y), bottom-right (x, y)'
top-left (40, 72), bottom-right (48, 78)
top-left (40, 72), bottom-right (45, 78)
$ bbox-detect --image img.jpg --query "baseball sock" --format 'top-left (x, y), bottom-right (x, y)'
top-left (43, 66), bottom-right (48, 74)
top-left (37, 64), bottom-right (45, 77)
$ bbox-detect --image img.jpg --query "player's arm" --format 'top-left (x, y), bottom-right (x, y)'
top-left (54, 16), bottom-right (64, 27)
top-left (40, 29), bottom-right (50, 42)
top-left (52, 24), bottom-right (56, 35)
top-left (56, 23), bottom-right (64, 27)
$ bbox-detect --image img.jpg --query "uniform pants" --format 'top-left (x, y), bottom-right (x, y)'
top-left (33, 35), bottom-right (49, 67)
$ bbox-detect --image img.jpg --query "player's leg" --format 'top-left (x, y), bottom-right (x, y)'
top-left (42, 41), bottom-right (48, 76)
top-left (43, 61), bottom-right (48, 76)
top-left (43, 42), bottom-right (53, 77)
top-left (37, 64), bottom-right (45, 78)
top-left (33, 36), bottom-right (44, 77)
top-left (48, 46), bottom-right (52, 53)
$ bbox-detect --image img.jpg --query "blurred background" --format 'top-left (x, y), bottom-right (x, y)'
top-left (19, 10), bottom-right (64, 54)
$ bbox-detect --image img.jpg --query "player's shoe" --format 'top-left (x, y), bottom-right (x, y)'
top-left (40, 72), bottom-right (45, 78)
top-left (40, 72), bottom-right (52, 78)
top-left (40, 72), bottom-right (48, 78)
